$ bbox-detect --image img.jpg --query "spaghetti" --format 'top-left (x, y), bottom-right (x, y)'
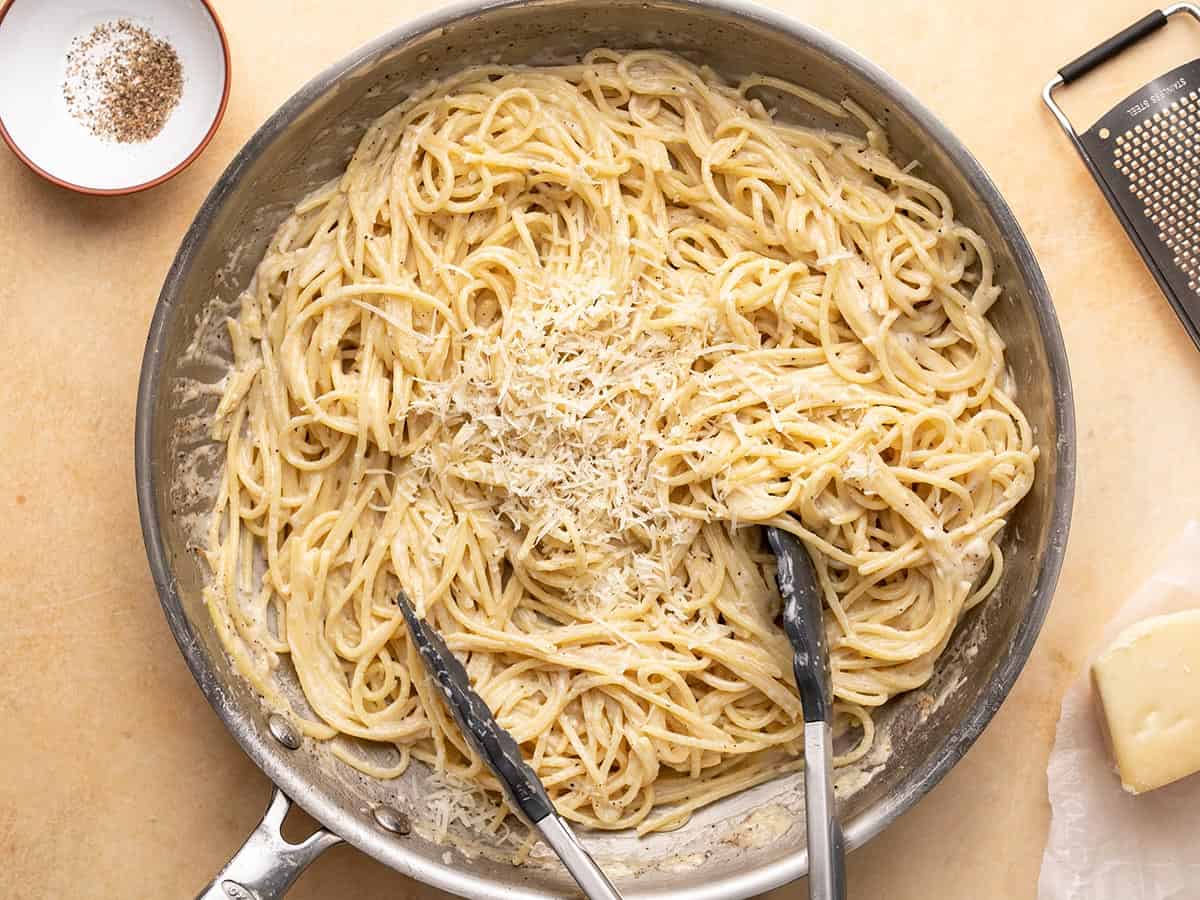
top-left (205, 49), bottom-right (1037, 837)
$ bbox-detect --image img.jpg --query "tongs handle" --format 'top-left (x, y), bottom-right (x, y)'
top-left (804, 721), bottom-right (847, 900)
top-left (766, 527), bottom-right (846, 900)
top-left (398, 593), bottom-right (623, 899)
top-left (536, 814), bottom-right (624, 900)
top-left (768, 528), bottom-right (832, 724)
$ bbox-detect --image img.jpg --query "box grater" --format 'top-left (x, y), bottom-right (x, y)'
top-left (1044, 4), bottom-right (1200, 351)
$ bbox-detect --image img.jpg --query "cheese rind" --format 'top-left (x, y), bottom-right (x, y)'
top-left (1092, 609), bottom-right (1200, 794)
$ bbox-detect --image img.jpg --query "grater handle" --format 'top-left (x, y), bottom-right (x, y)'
top-left (1044, 6), bottom-right (1200, 356)
top-left (1058, 10), bottom-right (1167, 84)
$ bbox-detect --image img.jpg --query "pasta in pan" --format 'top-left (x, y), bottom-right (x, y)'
top-left (205, 49), bottom-right (1036, 837)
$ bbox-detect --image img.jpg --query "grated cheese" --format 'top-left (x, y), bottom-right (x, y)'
top-left (409, 259), bottom-right (712, 616)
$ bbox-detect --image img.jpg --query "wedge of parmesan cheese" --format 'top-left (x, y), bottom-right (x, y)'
top-left (1091, 609), bottom-right (1200, 794)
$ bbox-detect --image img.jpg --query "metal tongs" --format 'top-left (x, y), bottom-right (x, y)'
top-left (766, 526), bottom-right (847, 900)
top-left (397, 593), bottom-right (622, 900)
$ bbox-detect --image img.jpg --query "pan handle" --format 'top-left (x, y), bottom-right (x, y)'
top-left (196, 788), bottom-right (342, 900)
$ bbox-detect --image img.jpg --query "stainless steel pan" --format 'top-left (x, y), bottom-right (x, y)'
top-left (135, 1), bottom-right (1075, 896)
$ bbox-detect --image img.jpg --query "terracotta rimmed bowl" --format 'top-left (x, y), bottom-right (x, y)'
top-left (0, 0), bottom-right (230, 195)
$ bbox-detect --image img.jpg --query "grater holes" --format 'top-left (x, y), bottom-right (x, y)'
top-left (1110, 97), bottom-right (1200, 296)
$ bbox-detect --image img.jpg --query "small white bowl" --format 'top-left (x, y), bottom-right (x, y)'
top-left (0, 0), bottom-right (230, 195)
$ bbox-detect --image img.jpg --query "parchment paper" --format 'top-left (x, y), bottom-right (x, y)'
top-left (1039, 521), bottom-right (1200, 900)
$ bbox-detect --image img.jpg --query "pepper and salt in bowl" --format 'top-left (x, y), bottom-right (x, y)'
top-left (0, 0), bottom-right (230, 195)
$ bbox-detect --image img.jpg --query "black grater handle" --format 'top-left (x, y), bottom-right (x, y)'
top-left (1058, 10), bottom-right (1168, 84)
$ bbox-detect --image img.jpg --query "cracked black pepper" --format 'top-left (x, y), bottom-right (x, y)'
top-left (62, 19), bottom-right (184, 144)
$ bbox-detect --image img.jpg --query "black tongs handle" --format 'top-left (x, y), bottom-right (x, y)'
top-left (396, 592), bottom-right (554, 823)
top-left (768, 527), bottom-right (832, 725)
top-left (397, 593), bottom-right (623, 900)
top-left (766, 527), bottom-right (846, 900)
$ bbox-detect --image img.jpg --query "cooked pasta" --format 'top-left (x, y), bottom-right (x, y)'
top-left (204, 49), bottom-right (1036, 837)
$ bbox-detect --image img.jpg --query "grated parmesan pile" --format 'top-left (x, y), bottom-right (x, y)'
top-left (410, 255), bottom-right (713, 616)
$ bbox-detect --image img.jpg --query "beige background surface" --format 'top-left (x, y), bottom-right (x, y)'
top-left (2, 1), bottom-right (1199, 898)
